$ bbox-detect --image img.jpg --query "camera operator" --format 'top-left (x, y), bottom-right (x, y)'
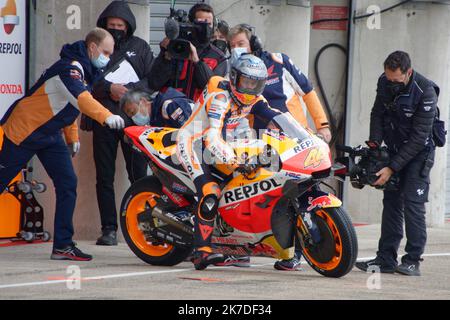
top-left (356, 51), bottom-right (439, 276)
top-left (148, 3), bottom-right (227, 101)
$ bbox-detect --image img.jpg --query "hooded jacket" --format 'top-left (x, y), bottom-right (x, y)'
top-left (92, 1), bottom-right (154, 120)
top-left (0, 40), bottom-right (112, 148)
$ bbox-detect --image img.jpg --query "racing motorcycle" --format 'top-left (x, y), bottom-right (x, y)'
top-left (120, 113), bottom-right (358, 278)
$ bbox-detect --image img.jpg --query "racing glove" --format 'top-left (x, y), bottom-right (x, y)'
top-left (236, 163), bottom-right (259, 175)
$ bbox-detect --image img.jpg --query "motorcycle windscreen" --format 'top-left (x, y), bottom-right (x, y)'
top-left (270, 113), bottom-right (312, 142)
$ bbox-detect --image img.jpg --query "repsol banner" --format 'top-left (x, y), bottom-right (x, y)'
top-left (0, 0), bottom-right (27, 119)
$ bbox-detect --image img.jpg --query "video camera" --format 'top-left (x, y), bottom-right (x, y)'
top-left (336, 141), bottom-right (399, 191)
top-left (164, 8), bottom-right (212, 60)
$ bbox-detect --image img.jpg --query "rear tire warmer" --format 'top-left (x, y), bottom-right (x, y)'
top-left (120, 176), bottom-right (192, 266)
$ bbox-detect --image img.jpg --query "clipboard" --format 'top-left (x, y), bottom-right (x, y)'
top-left (103, 58), bottom-right (140, 84)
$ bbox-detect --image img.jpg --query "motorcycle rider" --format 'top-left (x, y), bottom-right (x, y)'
top-left (177, 53), bottom-right (282, 270)
top-left (228, 24), bottom-right (332, 270)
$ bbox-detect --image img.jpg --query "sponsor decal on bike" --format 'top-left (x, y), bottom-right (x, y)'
top-left (294, 139), bottom-right (315, 153)
top-left (178, 141), bottom-right (194, 176)
top-left (249, 243), bottom-right (278, 256)
top-left (172, 182), bottom-right (188, 193)
top-left (224, 179), bottom-right (282, 204)
top-left (306, 194), bottom-right (341, 211)
top-left (212, 237), bottom-right (240, 245)
top-left (162, 186), bottom-right (190, 207)
top-left (304, 147), bottom-right (323, 168)
top-left (284, 171), bottom-right (304, 180)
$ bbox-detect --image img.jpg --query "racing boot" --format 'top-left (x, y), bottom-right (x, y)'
top-left (191, 247), bottom-right (225, 270)
top-left (192, 195), bottom-right (224, 270)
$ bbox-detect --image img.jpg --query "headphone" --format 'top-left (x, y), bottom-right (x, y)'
top-left (188, 2), bottom-right (217, 30)
top-left (237, 23), bottom-right (263, 55)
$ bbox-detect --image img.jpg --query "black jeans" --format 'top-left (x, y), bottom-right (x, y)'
top-left (93, 122), bottom-right (148, 232)
top-left (377, 148), bottom-right (435, 266)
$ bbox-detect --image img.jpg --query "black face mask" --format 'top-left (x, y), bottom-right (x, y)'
top-left (386, 81), bottom-right (406, 96)
top-left (386, 72), bottom-right (412, 97)
top-left (107, 28), bottom-right (127, 45)
top-left (212, 39), bottom-right (228, 54)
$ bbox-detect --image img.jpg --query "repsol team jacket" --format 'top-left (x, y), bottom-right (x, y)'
top-left (256, 51), bottom-right (329, 131)
top-left (1, 41), bottom-right (112, 149)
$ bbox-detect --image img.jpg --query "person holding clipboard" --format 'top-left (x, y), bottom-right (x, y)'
top-left (89, 1), bottom-right (154, 246)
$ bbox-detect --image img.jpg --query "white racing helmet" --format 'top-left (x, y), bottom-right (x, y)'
top-left (229, 53), bottom-right (268, 106)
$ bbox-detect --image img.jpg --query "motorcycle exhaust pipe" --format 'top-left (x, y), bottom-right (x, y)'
top-left (151, 207), bottom-right (194, 236)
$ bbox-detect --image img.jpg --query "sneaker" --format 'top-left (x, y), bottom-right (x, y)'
top-left (274, 255), bottom-right (302, 271)
top-left (396, 259), bottom-right (421, 276)
top-left (96, 229), bottom-right (118, 246)
top-left (51, 244), bottom-right (93, 261)
top-left (355, 257), bottom-right (396, 273)
top-left (191, 250), bottom-right (224, 270)
top-left (215, 255), bottom-right (251, 268)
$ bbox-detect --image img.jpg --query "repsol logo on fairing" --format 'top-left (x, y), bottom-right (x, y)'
top-left (224, 179), bottom-right (282, 204)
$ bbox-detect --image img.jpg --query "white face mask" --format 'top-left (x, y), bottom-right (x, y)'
top-left (131, 102), bottom-right (150, 126)
top-left (90, 44), bottom-right (110, 69)
top-left (230, 47), bottom-right (249, 66)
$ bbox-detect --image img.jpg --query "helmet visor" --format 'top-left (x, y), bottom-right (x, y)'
top-left (236, 74), bottom-right (266, 96)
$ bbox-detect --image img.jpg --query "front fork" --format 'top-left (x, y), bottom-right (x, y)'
top-left (294, 188), bottom-right (343, 245)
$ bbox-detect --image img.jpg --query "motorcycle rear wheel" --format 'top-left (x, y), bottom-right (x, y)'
top-left (120, 176), bottom-right (192, 266)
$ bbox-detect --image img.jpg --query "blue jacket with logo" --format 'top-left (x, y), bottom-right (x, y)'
top-left (256, 51), bottom-right (328, 130)
top-left (1, 41), bottom-right (112, 149)
top-left (151, 88), bottom-right (194, 128)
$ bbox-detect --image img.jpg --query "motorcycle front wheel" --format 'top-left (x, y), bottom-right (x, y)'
top-left (299, 207), bottom-right (358, 278)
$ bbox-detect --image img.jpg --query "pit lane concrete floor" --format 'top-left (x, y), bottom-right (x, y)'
top-left (0, 224), bottom-right (449, 300)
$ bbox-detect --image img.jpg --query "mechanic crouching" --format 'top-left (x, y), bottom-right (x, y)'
top-left (356, 51), bottom-right (440, 276)
top-left (120, 88), bottom-right (193, 128)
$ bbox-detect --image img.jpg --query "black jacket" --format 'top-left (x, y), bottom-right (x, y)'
top-left (370, 70), bottom-right (438, 172)
top-left (148, 43), bottom-right (227, 101)
top-left (92, 1), bottom-right (154, 118)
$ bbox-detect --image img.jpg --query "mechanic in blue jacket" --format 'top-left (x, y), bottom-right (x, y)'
top-left (228, 24), bottom-right (332, 144)
top-left (121, 88), bottom-right (194, 128)
top-left (0, 28), bottom-right (124, 261)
